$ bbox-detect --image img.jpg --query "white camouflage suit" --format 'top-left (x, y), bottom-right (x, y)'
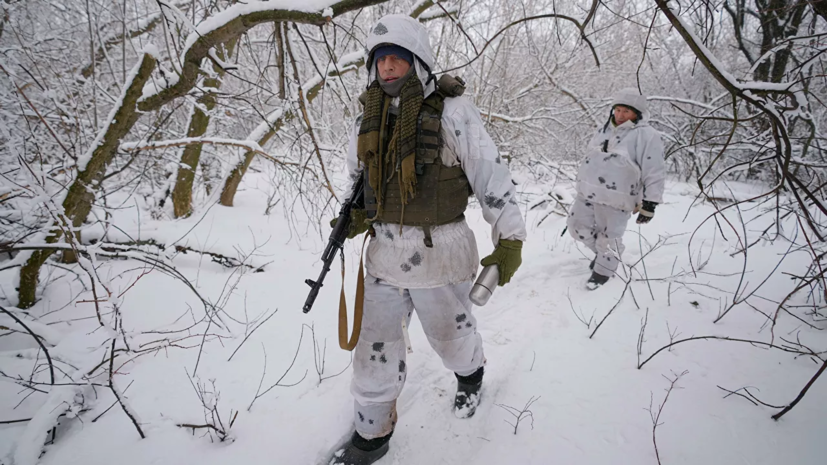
top-left (568, 89), bottom-right (666, 277)
top-left (344, 15), bottom-right (527, 440)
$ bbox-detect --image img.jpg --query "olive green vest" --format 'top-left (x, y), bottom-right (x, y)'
top-left (363, 76), bottom-right (473, 235)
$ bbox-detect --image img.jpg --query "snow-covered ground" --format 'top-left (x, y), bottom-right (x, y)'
top-left (1, 173), bottom-right (825, 465)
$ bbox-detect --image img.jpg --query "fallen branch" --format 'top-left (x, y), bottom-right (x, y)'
top-left (0, 418), bottom-right (32, 425)
top-left (772, 358), bottom-right (827, 421)
top-left (638, 335), bottom-right (824, 369)
top-left (121, 137), bottom-right (300, 170)
top-left (177, 423), bottom-right (222, 431)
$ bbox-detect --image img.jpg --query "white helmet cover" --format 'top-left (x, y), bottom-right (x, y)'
top-left (612, 88), bottom-right (649, 115)
top-left (365, 14), bottom-right (435, 72)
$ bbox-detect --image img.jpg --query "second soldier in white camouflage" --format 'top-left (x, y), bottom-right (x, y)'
top-left (568, 88), bottom-right (666, 289)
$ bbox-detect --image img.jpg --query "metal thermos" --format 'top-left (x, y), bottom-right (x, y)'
top-left (469, 265), bottom-right (499, 306)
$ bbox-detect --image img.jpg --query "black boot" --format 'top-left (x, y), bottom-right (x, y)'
top-left (454, 367), bottom-right (484, 419)
top-left (586, 271), bottom-right (610, 290)
top-left (329, 431), bottom-right (391, 465)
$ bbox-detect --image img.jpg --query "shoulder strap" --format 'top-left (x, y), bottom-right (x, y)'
top-left (422, 90), bottom-right (445, 116)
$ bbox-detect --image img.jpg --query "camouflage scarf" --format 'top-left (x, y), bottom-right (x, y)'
top-left (357, 75), bottom-right (424, 220)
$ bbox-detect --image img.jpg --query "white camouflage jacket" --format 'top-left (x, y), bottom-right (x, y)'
top-left (576, 118), bottom-right (666, 211)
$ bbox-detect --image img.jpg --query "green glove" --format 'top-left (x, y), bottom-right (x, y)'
top-left (480, 239), bottom-right (523, 286)
top-left (329, 209), bottom-right (370, 239)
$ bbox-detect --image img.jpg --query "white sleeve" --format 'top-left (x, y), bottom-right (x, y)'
top-left (635, 128), bottom-right (666, 204)
top-left (445, 98), bottom-right (527, 245)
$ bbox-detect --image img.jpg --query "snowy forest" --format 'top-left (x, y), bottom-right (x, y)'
top-left (0, 0), bottom-right (825, 463)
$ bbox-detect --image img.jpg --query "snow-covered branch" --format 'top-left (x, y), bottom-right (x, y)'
top-left (137, 0), bottom-right (389, 111)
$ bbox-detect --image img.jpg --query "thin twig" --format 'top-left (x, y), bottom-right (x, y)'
top-left (248, 326), bottom-right (307, 411)
top-left (566, 289), bottom-right (594, 329)
top-left (92, 380), bottom-right (135, 423)
top-left (590, 278), bottom-right (633, 339)
top-left (716, 385), bottom-right (784, 409)
top-left (0, 305), bottom-right (54, 385)
top-left (637, 308), bottom-right (649, 368)
top-left (228, 308), bottom-right (279, 362)
top-left (495, 396), bottom-right (540, 435)
top-left (648, 371), bottom-right (688, 465)
top-left (109, 332), bottom-right (145, 438)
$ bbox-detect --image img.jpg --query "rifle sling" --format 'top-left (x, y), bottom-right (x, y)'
top-left (338, 233), bottom-right (369, 351)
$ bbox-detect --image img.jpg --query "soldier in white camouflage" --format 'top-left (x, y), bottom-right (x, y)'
top-left (329, 14), bottom-right (527, 465)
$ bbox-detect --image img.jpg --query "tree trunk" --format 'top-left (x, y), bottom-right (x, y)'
top-left (172, 100), bottom-right (213, 218)
top-left (753, 0), bottom-right (808, 83)
top-left (219, 120), bottom-right (282, 206)
top-left (171, 41), bottom-right (235, 218)
top-left (17, 53), bottom-right (156, 309)
top-left (219, 24), bottom-right (289, 208)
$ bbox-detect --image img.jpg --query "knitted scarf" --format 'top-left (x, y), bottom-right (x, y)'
top-left (357, 75), bottom-right (424, 220)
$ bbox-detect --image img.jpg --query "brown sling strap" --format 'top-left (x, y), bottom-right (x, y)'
top-left (338, 234), bottom-right (369, 351)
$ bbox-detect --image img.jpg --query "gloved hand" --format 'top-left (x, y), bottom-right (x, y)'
top-left (329, 209), bottom-right (370, 239)
top-left (480, 239), bottom-right (523, 286)
top-left (636, 200), bottom-right (657, 224)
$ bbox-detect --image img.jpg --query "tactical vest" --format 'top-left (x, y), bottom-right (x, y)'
top-left (363, 75), bottom-right (473, 235)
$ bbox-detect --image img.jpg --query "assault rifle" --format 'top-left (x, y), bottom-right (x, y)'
top-left (303, 176), bottom-right (365, 314)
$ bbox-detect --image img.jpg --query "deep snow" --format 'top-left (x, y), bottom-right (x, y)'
top-left (1, 172), bottom-right (825, 465)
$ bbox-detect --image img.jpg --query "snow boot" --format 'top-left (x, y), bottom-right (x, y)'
top-left (329, 431), bottom-right (391, 465)
top-left (586, 271), bottom-right (610, 290)
top-left (454, 367), bottom-right (484, 419)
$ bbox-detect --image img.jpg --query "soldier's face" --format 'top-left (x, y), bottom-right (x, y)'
top-left (377, 55), bottom-right (411, 83)
top-left (613, 105), bottom-right (637, 125)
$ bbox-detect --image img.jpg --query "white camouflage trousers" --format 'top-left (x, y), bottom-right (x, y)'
top-left (567, 197), bottom-right (631, 277)
top-left (350, 274), bottom-right (485, 439)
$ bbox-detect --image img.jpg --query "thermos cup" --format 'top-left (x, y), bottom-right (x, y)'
top-left (469, 265), bottom-right (499, 306)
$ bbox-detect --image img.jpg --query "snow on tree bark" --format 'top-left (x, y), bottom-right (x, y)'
top-left (172, 40), bottom-right (236, 218)
top-left (18, 53), bottom-right (156, 309)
